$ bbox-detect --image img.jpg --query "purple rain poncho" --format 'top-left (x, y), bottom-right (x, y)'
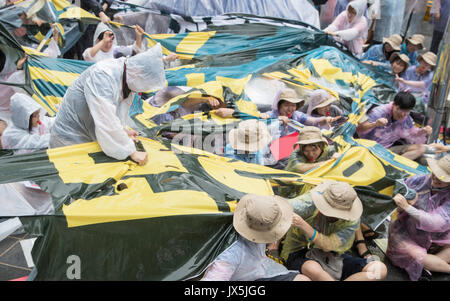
top-left (386, 174), bottom-right (450, 281)
top-left (356, 102), bottom-right (427, 148)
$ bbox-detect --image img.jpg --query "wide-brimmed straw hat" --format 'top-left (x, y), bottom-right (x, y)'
top-left (406, 34), bottom-right (425, 49)
top-left (382, 34), bottom-right (402, 51)
top-left (278, 87), bottom-right (305, 108)
top-left (294, 126), bottom-right (328, 147)
top-left (311, 180), bottom-right (363, 221)
top-left (228, 119), bottom-right (273, 153)
top-left (427, 155), bottom-right (450, 183)
top-left (233, 194), bottom-right (293, 243)
top-left (389, 52), bottom-right (410, 69)
top-left (418, 51), bottom-right (437, 68)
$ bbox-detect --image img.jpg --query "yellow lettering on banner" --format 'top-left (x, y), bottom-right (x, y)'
top-left (186, 73), bottom-right (205, 87)
top-left (176, 31), bottom-right (216, 59)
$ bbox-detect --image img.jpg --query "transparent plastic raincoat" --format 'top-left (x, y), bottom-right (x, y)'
top-left (1, 93), bottom-right (54, 154)
top-left (50, 44), bottom-right (166, 160)
top-left (386, 174), bottom-right (450, 281)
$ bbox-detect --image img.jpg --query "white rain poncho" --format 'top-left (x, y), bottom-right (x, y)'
top-left (1, 93), bottom-right (54, 154)
top-left (82, 22), bottom-right (147, 63)
top-left (50, 44), bottom-right (166, 160)
top-left (201, 236), bottom-right (296, 281)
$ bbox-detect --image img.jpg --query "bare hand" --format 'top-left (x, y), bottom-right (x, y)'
top-left (125, 128), bottom-right (139, 142)
top-left (393, 194), bottom-right (410, 211)
top-left (206, 96), bottom-right (220, 109)
top-left (51, 24), bottom-right (59, 42)
top-left (422, 125), bottom-right (432, 136)
top-left (165, 52), bottom-right (179, 62)
top-left (429, 143), bottom-right (450, 153)
top-left (215, 108), bottom-right (235, 118)
top-left (16, 54), bottom-right (27, 70)
top-left (134, 24), bottom-right (144, 37)
top-left (278, 116), bottom-right (290, 125)
top-left (99, 11), bottom-right (111, 24)
top-left (130, 151), bottom-right (148, 166)
top-left (260, 113), bottom-right (270, 119)
top-left (375, 118), bottom-right (388, 127)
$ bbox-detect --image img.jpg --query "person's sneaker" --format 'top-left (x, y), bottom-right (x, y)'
top-left (418, 269), bottom-right (432, 281)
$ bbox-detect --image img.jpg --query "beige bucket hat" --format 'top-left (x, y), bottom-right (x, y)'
top-left (294, 126), bottom-right (328, 147)
top-left (418, 51), bottom-right (437, 68)
top-left (233, 194), bottom-right (293, 243)
top-left (228, 119), bottom-right (273, 153)
top-left (279, 87), bottom-right (305, 108)
top-left (311, 180), bottom-right (363, 221)
top-left (406, 34), bottom-right (425, 49)
top-left (427, 155), bottom-right (450, 183)
top-left (383, 34), bottom-right (402, 51)
top-left (389, 52), bottom-right (410, 69)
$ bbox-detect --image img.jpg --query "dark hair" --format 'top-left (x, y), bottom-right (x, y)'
top-left (98, 30), bottom-right (114, 41)
top-left (393, 92), bottom-right (416, 110)
top-left (277, 99), bottom-right (301, 111)
top-left (0, 49), bottom-right (5, 73)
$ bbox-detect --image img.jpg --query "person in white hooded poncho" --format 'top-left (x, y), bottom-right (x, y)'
top-left (49, 44), bottom-right (167, 166)
top-left (82, 22), bottom-right (147, 63)
top-left (1, 93), bottom-right (54, 154)
top-left (324, 0), bottom-right (368, 58)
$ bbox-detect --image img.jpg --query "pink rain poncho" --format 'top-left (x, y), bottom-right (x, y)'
top-left (324, 0), bottom-right (368, 58)
top-left (386, 174), bottom-right (450, 281)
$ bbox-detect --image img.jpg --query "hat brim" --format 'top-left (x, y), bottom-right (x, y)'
top-left (427, 158), bottom-right (450, 183)
top-left (280, 97), bottom-right (305, 108)
top-left (418, 55), bottom-right (436, 67)
top-left (382, 38), bottom-right (400, 51)
top-left (310, 182), bottom-right (363, 221)
top-left (312, 97), bottom-right (337, 111)
top-left (294, 137), bottom-right (328, 146)
top-left (406, 38), bottom-right (424, 49)
top-left (233, 194), bottom-right (293, 243)
top-left (228, 127), bottom-right (273, 153)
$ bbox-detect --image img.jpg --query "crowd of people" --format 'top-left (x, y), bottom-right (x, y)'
top-left (0, 0), bottom-right (448, 282)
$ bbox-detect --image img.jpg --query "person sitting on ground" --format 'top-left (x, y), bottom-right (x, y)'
top-left (361, 34), bottom-right (402, 72)
top-left (400, 34), bottom-right (425, 66)
top-left (389, 52), bottom-right (410, 77)
top-left (224, 119), bottom-right (273, 165)
top-left (280, 180), bottom-right (387, 281)
top-left (201, 193), bottom-right (311, 281)
top-left (356, 92), bottom-right (432, 161)
top-left (323, 0), bottom-right (369, 58)
top-left (396, 51), bottom-right (437, 106)
top-left (387, 155), bottom-right (450, 281)
top-left (285, 126), bottom-right (341, 174)
top-left (260, 87), bottom-right (340, 137)
top-left (301, 89), bottom-right (344, 130)
top-left (1, 93), bottom-right (54, 154)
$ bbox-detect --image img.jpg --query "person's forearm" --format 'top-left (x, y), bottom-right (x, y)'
top-left (400, 79), bottom-right (426, 89)
top-left (89, 41), bottom-right (104, 58)
top-left (357, 121), bottom-right (378, 133)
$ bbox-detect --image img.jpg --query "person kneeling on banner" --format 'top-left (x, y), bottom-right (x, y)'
top-left (49, 44), bottom-right (167, 166)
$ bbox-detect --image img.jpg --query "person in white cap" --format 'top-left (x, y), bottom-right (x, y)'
top-left (49, 44), bottom-right (167, 165)
top-left (280, 180), bottom-right (387, 281)
top-left (201, 193), bottom-right (310, 281)
top-left (387, 155), bottom-right (450, 281)
top-left (302, 89), bottom-right (344, 130)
